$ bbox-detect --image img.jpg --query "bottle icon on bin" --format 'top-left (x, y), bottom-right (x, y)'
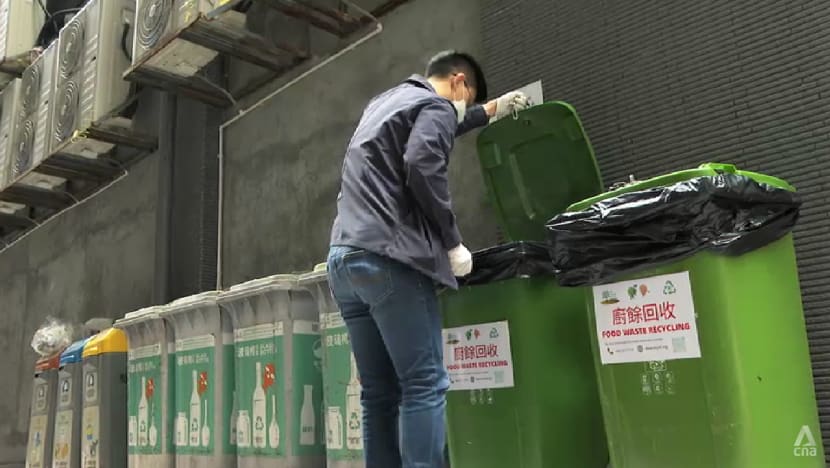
top-left (189, 371), bottom-right (201, 447)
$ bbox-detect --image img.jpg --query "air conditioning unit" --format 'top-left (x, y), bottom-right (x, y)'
top-left (53, 0), bottom-right (134, 158)
top-left (0, 201), bottom-right (24, 216)
top-left (0, 0), bottom-right (45, 88)
top-left (0, 78), bottom-right (21, 187)
top-left (11, 42), bottom-right (57, 177)
top-left (132, 0), bottom-right (219, 76)
top-left (15, 41), bottom-right (64, 189)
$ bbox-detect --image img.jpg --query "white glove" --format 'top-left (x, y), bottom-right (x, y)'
top-left (448, 244), bottom-right (473, 277)
top-left (491, 91), bottom-right (533, 122)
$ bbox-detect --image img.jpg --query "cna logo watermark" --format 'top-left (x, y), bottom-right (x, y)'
top-left (793, 425), bottom-right (818, 457)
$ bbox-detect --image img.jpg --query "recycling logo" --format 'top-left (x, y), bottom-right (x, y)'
top-left (663, 281), bottom-right (677, 295)
top-left (348, 412), bottom-right (361, 430)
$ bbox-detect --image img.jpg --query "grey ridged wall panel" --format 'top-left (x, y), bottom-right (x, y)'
top-left (482, 0), bottom-right (830, 459)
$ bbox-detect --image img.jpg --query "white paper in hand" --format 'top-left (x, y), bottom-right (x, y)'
top-left (515, 80), bottom-right (544, 106)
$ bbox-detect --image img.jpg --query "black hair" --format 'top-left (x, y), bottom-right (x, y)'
top-left (425, 50), bottom-right (488, 103)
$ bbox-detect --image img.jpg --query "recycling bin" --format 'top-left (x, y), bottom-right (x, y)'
top-left (52, 338), bottom-right (91, 468)
top-left (25, 353), bottom-right (62, 468)
top-left (548, 163), bottom-right (824, 467)
top-left (441, 102), bottom-right (609, 468)
top-left (442, 244), bottom-right (608, 468)
top-left (299, 265), bottom-right (364, 468)
top-left (161, 291), bottom-right (236, 467)
top-left (219, 273), bottom-right (326, 468)
top-left (81, 328), bottom-right (128, 468)
top-left (115, 305), bottom-right (175, 468)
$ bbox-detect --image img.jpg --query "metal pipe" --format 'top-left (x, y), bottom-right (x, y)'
top-left (154, 91), bottom-right (177, 304)
top-left (215, 0), bottom-right (382, 289)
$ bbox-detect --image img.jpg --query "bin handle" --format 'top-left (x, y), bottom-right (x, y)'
top-left (480, 144), bottom-right (536, 223)
top-left (698, 162), bottom-right (737, 174)
top-left (508, 151), bottom-right (537, 221)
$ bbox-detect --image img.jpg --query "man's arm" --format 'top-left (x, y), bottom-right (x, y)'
top-left (403, 99), bottom-right (463, 249)
top-left (457, 92), bottom-right (534, 136)
top-left (456, 104), bottom-right (490, 136)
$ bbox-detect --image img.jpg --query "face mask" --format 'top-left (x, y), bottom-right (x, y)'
top-left (451, 81), bottom-right (467, 124)
top-left (453, 99), bottom-right (467, 124)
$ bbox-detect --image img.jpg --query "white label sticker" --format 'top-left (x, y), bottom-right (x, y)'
top-left (53, 410), bottom-right (73, 466)
top-left (592, 272), bottom-right (701, 364)
top-left (34, 381), bottom-right (48, 411)
top-left (515, 80), bottom-right (544, 106)
top-left (26, 414), bottom-right (48, 467)
top-left (81, 405), bottom-right (99, 468)
top-left (58, 377), bottom-right (72, 407)
top-left (176, 334), bottom-right (215, 352)
top-left (129, 343), bottom-right (162, 360)
top-left (234, 323), bottom-right (279, 342)
top-left (442, 321), bottom-right (515, 391)
top-left (83, 367), bottom-right (98, 404)
top-left (322, 313), bottom-right (345, 330)
top-left (293, 320), bottom-right (320, 335)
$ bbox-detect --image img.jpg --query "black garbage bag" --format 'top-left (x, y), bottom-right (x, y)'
top-left (546, 173), bottom-right (802, 287)
top-left (459, 241), bottom-right (556, 287)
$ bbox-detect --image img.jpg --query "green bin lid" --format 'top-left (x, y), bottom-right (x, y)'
top-left (567, 163), bottom-right (795, 212)
top-left (114, 305), bottom-right (166, 329)
top-left (219, 274), bottom-right (298, 302)
top-left (163, 291), bottom-right (220, 316)
top-left (477, 102), bottom-right (603, 241)
top-left (298, 263), bottom-right (328, 285)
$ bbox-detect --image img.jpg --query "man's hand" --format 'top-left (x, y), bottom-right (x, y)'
top-left (449, 244), bottom-right (473, 277)
top-left (484, 91), bottom-right (533, 121)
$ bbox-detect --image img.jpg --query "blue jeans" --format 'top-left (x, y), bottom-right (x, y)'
top-left (327, 246), bottom-right (449, 468)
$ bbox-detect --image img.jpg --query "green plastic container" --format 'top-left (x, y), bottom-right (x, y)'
top-left (299, 265), bottom-right (365, 468)
top-left (567, 163), bottom-right (824, 467)
top-left (218, 274), bottom-right (326, 468)
top-left (53, 338), bottom-right (91, 468)
top-left (443, 271), bottom-right (609, 467)
top-left (115, 306), bottom-right (175, 468)
top-left (442, 102), bottom-right (609, 468)
top-left (81, 328), bottom-right (129, 468)
top-left (161, 292), bottom-right (236, 468)
top-left (26, 354), bottom-right (61, 468)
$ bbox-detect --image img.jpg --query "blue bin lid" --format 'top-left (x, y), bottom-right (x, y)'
top-left (60, 338), bottom-right (91, 366)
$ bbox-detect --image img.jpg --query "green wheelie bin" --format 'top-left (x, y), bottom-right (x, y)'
top-left (441, 102), bottom-right (609, 468)
top-left (549, 163), bottom-right (824, 468)
top-left (299, 264), bottom-right (365, 468)
top-left (219, 274), bottom-right (326, 468)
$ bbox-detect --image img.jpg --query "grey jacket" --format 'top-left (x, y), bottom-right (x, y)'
top-left (330, 75), bottom-right (489, 288)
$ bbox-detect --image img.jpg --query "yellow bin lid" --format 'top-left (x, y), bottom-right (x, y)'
top-left (83, 328), bottom-right (127, 358)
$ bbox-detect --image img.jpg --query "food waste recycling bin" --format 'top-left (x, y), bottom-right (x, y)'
top-left (115, 306), bottom-right (175, 468)
top-left (548, 163), bottom-right (824, 468)
top-left (162, 292), bottom-right (236, 468)
top-left (81, 328), bottom-right (128, 468)
top-left (52, 338), bottom-right (91, 468)
top-left (299, 264), bottom-right (365, 468)
top-left (26, 353), bottom-right (62, 468)
top-left (219, 274), bottom-right (325, 468)
top-left (441, 102), bottom-right (608, 468)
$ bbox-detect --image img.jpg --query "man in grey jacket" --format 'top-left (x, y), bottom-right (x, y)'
top-left (327, 50), bottom-right (530, 468)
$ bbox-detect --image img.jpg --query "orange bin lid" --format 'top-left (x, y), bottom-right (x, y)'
top-left (35, 353), bottom-right (62, 372)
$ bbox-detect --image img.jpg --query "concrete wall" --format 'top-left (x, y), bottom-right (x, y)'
top-left (0, 87), bottom-right (222, 465)
top-left (0, 150), bottom-right (159, 467)
top-left (221, 0), bottom-right (501, 286)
